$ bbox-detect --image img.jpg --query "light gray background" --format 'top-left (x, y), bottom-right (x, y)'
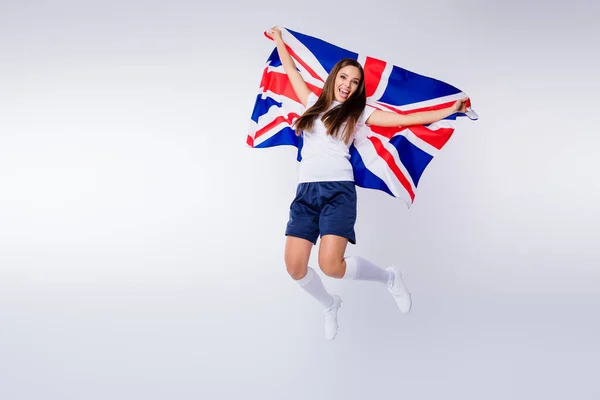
top-left (1, 0), bottom-right (598, 399)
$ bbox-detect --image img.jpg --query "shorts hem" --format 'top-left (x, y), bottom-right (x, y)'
top-left (319, 231), bottom-right (356, 245)
top-left (285, 232), bottom-right (318, 245)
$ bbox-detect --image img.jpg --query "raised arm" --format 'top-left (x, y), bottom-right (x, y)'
top-left (365, 99), bottom-right (468, 127)
top-left (267, 27), bottom-right (311, 107)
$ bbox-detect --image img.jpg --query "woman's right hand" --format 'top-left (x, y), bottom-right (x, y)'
top-left (267, 26), bottom-right (283, 42)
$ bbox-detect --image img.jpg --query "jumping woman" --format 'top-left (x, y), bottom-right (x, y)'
top-left (268, 27), bottom-right (468, 340)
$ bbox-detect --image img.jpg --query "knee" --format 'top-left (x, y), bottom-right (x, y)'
top-left (285, 258), bottom-right (308, 280)
top-left (319, 255), bottom-right (344, 279)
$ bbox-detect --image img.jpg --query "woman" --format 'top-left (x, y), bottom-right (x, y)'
top-left (268, 27), bottom-right (468, 340)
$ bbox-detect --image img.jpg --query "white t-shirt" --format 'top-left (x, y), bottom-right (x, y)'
top-left (297, 92), bottom-right (375, 183)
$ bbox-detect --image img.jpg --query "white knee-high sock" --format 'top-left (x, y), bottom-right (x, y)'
top-left (296, 267), bottom-right (335, 309)
top-left (343, 256), bottom-right (392, 284)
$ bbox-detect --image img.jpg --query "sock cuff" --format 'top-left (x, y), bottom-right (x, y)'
top-left (343, 256), bottom-right (358, 280)
top-left (296, 266), bottom-right (315, 287)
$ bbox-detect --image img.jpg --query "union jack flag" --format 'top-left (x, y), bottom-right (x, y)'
top-left (247, 27), bottom-right (477, 207)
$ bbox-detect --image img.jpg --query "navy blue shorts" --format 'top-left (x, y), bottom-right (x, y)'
top-left (285, 181), bottom-right (357, 245)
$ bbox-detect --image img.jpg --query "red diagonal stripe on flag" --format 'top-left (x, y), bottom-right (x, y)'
top-left (286, 44), bottom-right (325, 84)
top-left (264, 32), bottom-right (326, 84)
top-left (368, 136), bottom-right (415, 201)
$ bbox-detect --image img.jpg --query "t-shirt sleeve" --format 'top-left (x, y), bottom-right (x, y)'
top-left (301, 91), bottom-right (319, 113)
top-left (354, 104), bottom-right (377, 143)
top-left (359, 103), bottom-right (376, 125)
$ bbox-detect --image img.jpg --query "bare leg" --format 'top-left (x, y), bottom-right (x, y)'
top-left (284, 235), bottom-right (312, 280)
top-left (318, 234), bottom-right (350, 278)
top-left (285, 236), bottom-right (334, 309)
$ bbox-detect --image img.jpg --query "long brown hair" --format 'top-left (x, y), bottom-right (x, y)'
top-left (293, 58), bottom-right (366, 145)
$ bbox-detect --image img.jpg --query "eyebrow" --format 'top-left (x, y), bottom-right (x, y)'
top-left (340, 73), bottom-right (359, 81)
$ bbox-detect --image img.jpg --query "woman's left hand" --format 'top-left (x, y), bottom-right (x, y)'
top-left (453, 98), bottom-right (468, 113)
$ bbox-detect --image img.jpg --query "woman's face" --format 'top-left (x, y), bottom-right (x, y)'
top-left (333, 65), bottom-right (361, 102)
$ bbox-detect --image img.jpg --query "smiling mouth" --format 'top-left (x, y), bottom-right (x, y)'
top-left (338, 88), bottom-right (350, 99)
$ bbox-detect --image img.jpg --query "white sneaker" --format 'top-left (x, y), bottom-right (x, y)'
top-left (323, 295), bottom-right (342, 340)
top-left (386, 266), bottom-right (412, 313)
